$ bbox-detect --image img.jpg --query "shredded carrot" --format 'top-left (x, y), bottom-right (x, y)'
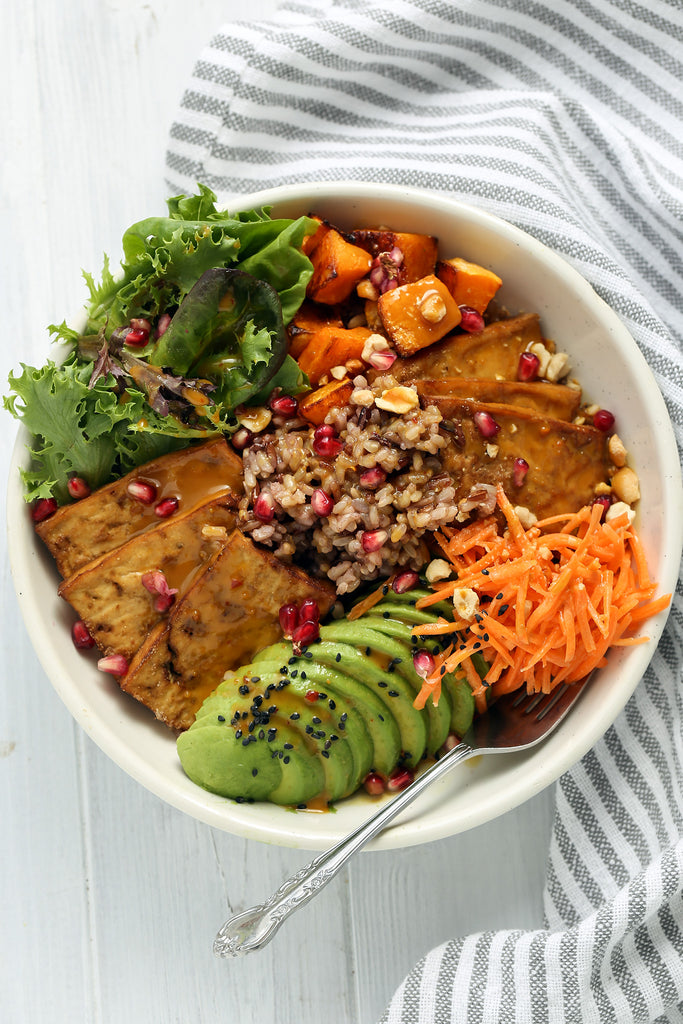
top-left (347, 575), bottom-right (395, 620)
top-left (412, 486), bottom-right (671, 709)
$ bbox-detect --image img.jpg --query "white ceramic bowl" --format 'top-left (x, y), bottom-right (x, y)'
top-left (8, 181), bottom-right (682, 851)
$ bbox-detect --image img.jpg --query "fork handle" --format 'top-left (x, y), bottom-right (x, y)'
top-left (214, 740), bottom-right (474, 958)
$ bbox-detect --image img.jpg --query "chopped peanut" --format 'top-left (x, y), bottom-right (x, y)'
top-left (375, 386), bottom-right (419, 414)
top-left (608, 433), bottom-right (628, 467)
top-left (611, 466), bottom-right (640, 504)
top-left (419, 291), bottom-right (448, 324)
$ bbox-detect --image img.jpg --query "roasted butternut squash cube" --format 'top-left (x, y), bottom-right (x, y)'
top-left (287, 301), bottom-right (344, 359)
top-left (345, 229), bottom-right (438, 283)
top-left (437, 257), bottom-right (502, 313)
top-left (297, 325), bottom-right (373, 384)
top-left (377, 275), bottom-right (461, 356)
top-left (298, 378), bottom-right (355, 425)
top-left (306, 228), bottom-right (373, 305)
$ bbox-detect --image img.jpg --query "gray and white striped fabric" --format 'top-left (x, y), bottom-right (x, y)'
top-left (166, 1), bottom-right (683, 1020)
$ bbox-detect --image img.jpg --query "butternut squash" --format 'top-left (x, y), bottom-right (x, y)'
top-left (436, 257), bottom-right (502, 313)
top-left (298, 378), bottom-right (355, 424)
top-left (297, 325), bottom-right (373, 384)
top-left (306, 228), bottom-right (373, 304)
top-left (377, 275), bottom-right (461, 356)
top-left (345, 229), bottom-right (438, 282)
top-left (287, 301), bottom-right (344, 359)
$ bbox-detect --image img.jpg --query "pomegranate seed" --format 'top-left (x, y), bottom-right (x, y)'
top-left (361, 529), bottom-right (388, 553)
top-left (312, 430), bottom-right (342, 459)
top-left (141, 571), bottom-right (178, 613)
top-left (368, 350), bottom-right (397, 371)
top-left (253, 491), bottom-right (275, 523)
top-left (71, 620), bottom-right (95, 650)
top-left (269, 394), bottom-right (298, 417)
top-left (592, 495), bottom-right (612, 519)
top-left (311, 488), bottom-right (334, 516)
top-left (279, 603), bottom-right (300, 637)
top-left (392, 570), bottom-right (419, 594)
top-left (517, 351), bottom-right (540, 381)
top-left (124, 327), bottom-right (149, 347)
top-left (127, 479), bottom-right (157, 505)
top-left (97, 654), bottom-right (128, 676)
top-left (67, 476), bottom-right (91, 500)
top-left (154, 496), bottom-right (179, 518)
top-left (363, 772), bottom-right (386, 796)
top-left (231, 427), bottom-right (254, 451)
top-left (31, 497), bottom-right (58, 523)
top-left (512, 457), bottom-right (529, 487)
top-left (314, 424), bottom-right (335, 439)
top-left (304, 689), bottom-right (320, 703)
top-left (593, 409), bottom-right (615, 431)
top-left (413, 650), bottom-right (435, 679)
top-left (359, 467), bottom-right (387, 489)
top-left (155, 313), bottom-right (172, 339)
top-left (473, 410), bottom-right (500, 438)
top-left (299, 599), bottom-right (320, 624)
top-left (130, 317), bottom-right (152, 334)
top-left (387, 767), bottom-right (414, 792)
top-left (458, 305), bottom-right (485, 333)
top-left (292, 619), bottom-right (320, 653)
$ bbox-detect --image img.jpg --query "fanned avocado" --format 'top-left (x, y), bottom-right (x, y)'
top-left (177, 585), bottom-right (483, 807)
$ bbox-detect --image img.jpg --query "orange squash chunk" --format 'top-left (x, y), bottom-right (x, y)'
top-left (298, 378), bottom-right (355, 424)
top-left (297, 325), bottom-right (373, 384)
top-left (287, 301), bottom-right (344, 359)
top-left (436, 257), bottom-right (502, 314)
top-left (345, 229), bottom-right (438, 283)
top-left (377, 275), bottom-right (461, 356)
top-left (306, 228), bottom-right (373, 305)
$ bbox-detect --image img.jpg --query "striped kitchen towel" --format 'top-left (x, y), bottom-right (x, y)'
top-left (166, 1), bottom-right (683, 1021)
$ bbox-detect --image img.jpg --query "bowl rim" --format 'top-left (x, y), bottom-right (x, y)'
top-left (7, 180), bottom-right (683, 851)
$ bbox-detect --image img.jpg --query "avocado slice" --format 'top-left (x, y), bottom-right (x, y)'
top-left (320, 623), bottom-right (452, 756)
top-left (178, 687), bottom-right (325, 805)
top-left (243, 661), bottom-right (373, 796)
top-left (253, 645), bottom-right (401, 776)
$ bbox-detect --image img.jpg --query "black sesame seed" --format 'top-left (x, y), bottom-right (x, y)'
top-left (300, 671), bottom-right (307, 680)
top-left (288, 657), bottom-right (297, 665)
top-left (388, 690), bottom-right (399, 697)
top-left (235, 729), bottom-right (242, 739)
top-left (252, 694), bottom-right (263, 707)
top-left (496, 592), bottom-right (504, 601)
top-left (338, 721), bottom-right (346, 731)
top-left (473, 642), bottom-right (481, 650)
top-left (290, 669), bottom-right (298, 678)
top-left (483, 634), bottom-right (490, 642)
top-left (378, 680), bottom-right (388, 688)
top-left (268, 705), bottom-right (278, 714)
top-left (290, 712), bottom-right (300, 720)
top-left (440, 666), bottom-right (446, 675)
top-left (328, 699), bottom-right (336, 710)
top-left (321, 750), bottom-right (330, 758)
top-left (297, 803), bottom-right (306, 809)
top-left (252, 768), bottom-right (258, 778)
top-left (383, 611), bottom-right (391, 619)
top-left (431, 646), bottom-right (440, 655)
top-left (235, 796), bottom-right (244, 803)
top-left (335, 653), bottom-right (342, 663)
top-left (379, 714), bottom-right (384, 722)
top-left (248, 720), bottom-right (255, 733)
top-left (279, 666), bottom-right (288, 675)
top-left (312, 716), bottom-right (321, 724)
top-left (258, 729), bottom-right (265, 740)
top-left (250, 676), bottom-right (261, 683)
top-left (304, 651), bottom-right (313, 659)
top-left (330, 734), bottom-right (339, 742)
top-left (481, 569), bottom-right (490, 575)
top-left (498, 604), bottom-right (509, 615)
top-left (365, 646), bottom-right (371, 656)
top-left (283, 756), bottom-right (290, 764)
top-left (305, 724), bottom-right (314, 734)
top-left (324, 740), bottom-right (332, 750)
top-left (382, 584), bottom-right (389, 595)
top-left (340, 713), bottom-right (347, 721)
top-left (284, 742), bottom-right (293, 750)
top-left (238, 684), bottom-right (249, 695)
top-left (242, 738), bottom-right (251, 746)
top-left (319, 693), bottom-right (327, 700)
top-left (314, 730), bottom-right (325, 739)
top-left (217, 714), bottom-right (225, 722)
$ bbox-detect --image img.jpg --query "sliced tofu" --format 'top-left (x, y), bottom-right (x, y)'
top-left (58, 495), bottom-right (240, 660)
top-left (36, 438), bottom-right (243, 579)
top-left (416, 378), bottom-right (581, 421)
top-left (423, 394), bottom-right (611, 520)
top-left (387, 312), bottom-right (544, 384)
top-left (119, 530), bottom-right (336, 731)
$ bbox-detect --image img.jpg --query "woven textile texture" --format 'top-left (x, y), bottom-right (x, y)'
top-left (166, 2), bottom-right (683, 1020)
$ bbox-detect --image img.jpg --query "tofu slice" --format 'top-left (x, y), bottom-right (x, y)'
top-left (36, 438), bottom-right (243, 579)
top-left (423, 394), bottom-right (611, 520)
top-left (387, 312), bottom-right (544, 384)
top-left (58, 495), bottom-right (240, 660)
top-left (416, 377), bottom-right (581, 421)
top-left (119, 530), bottom-right (336, 731)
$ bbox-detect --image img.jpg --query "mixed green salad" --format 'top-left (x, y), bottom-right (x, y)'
top-left (4, 186), bottom-right (316, 504)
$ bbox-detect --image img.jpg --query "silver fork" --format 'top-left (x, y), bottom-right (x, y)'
top-left (214, 681), bottom-right (586, 958)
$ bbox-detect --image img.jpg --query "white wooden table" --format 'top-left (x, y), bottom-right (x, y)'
top-left (1, 2), bottom-right (555, 1020)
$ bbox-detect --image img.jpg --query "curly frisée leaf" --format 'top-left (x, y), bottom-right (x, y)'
top-left (4, 359), bottom-right (186, 503)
